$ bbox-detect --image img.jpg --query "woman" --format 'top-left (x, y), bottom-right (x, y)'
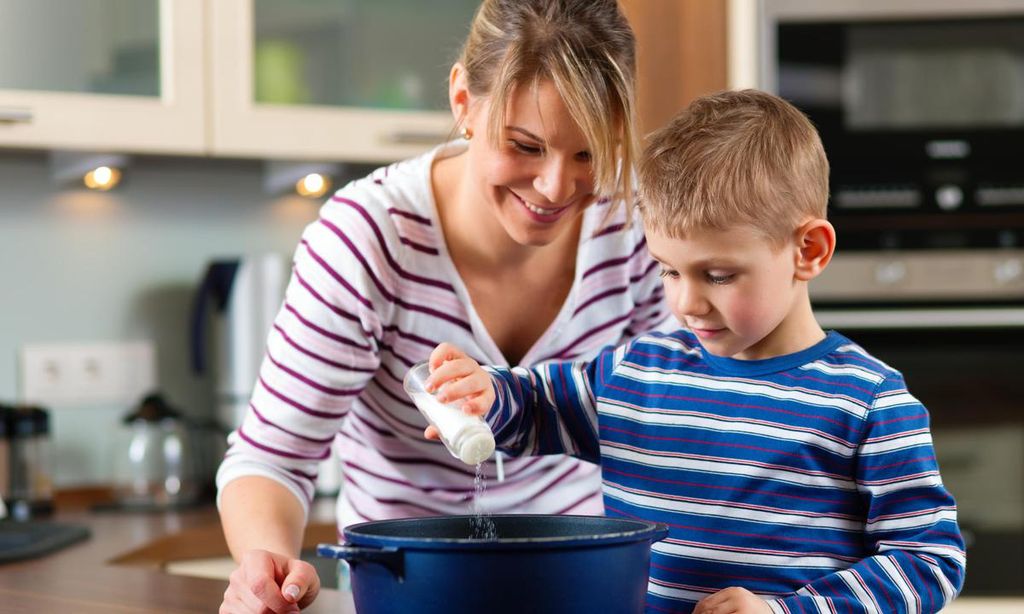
top-left (217, 1), bottom-right (669, 611)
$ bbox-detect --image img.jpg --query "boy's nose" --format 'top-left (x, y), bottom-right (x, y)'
top-left (534, 158), bottom-right (577, 205)
top-left (675, 284), bottom-right (710, 317)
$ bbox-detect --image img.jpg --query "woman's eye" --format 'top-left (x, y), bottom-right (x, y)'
top-left (511, 140), bottom-right (542, 155)
top-left (706, 273), bottom-right (734, 285)
top-left (575, 151), bottom-right (592, 163)
top-left (658, 268), bottom-right (679, 279)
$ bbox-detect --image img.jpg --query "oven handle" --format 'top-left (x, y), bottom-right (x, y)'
top-left (816, 307), bottom-right (1024, 329)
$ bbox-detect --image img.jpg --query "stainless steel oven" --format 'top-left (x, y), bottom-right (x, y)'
top-left (810, 320), bottom-right (1024, 597)
top-left (760, 0), bottom-right (1024, 596)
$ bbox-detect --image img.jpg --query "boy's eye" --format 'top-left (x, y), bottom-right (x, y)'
top-left (658, 268), bottom-right (679, 279)
top-left (510, 140), bottom-right (543, 155)
top-left (706, 273), bottom-right (734, 285)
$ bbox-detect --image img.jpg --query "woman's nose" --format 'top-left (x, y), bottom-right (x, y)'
top-left (533, 158), bottom-right (577, 205)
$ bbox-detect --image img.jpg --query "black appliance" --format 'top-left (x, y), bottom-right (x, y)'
top-left (761, 0), bottom-right (1024, 255)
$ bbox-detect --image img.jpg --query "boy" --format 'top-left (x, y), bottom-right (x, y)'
top-left (423, 90), bottom-right (965, 613)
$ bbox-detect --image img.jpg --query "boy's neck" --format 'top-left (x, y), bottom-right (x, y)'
top-left (729, 293), bottom-right (826, 361)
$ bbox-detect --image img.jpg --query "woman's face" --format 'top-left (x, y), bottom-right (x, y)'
top-left (463, 79), bottom-right (598, 247)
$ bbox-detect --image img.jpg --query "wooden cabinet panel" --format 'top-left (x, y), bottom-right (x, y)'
top-left (621, 0), bottom-right (729, 135)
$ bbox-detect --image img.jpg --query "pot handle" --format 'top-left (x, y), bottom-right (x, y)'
top-left (316, 543), bottom-right (405, 580)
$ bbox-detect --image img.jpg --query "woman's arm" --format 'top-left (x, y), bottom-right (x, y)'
top-left (217, 193), bottom-right (393, 612)
top-left (219, 477), bottom-right (320, 612)
top-left (221, 476), bottom-right (306, 560)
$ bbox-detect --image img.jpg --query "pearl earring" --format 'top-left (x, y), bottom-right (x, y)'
top-left (461, 127), bottom-right (473, 140)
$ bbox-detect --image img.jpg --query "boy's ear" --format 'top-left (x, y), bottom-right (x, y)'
top-left (793, 218), bottom-right (836, 282)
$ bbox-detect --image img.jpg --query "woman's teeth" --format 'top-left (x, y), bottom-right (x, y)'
top-left (517, 195), bottom-right (565, 216)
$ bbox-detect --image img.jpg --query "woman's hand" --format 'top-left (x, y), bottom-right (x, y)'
top-left (422, 342), bottom-right (495, 439)
top-left (693, 587), bottom-right (772, 614)
top-left (219, 549), bottom-right (320, 614)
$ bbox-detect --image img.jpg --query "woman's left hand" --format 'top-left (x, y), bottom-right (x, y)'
top-left (692, 587), bottom-right (772, 614)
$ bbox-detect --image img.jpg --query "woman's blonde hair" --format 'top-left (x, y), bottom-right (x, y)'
top-left (639, 89), bottom-right (830, 248)
top-left (459, 0), bottom-right (638, 205)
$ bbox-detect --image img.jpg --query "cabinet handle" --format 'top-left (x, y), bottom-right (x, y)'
top-left (382, 129), bottom-right (450, 146)
top-left (0, 107), bottom-right (33, 124)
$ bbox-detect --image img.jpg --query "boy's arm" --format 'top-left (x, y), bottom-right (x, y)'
top-left (764, 376), bottom-right (965, 614)
top-left (485, 345), bottom-right (624, 464)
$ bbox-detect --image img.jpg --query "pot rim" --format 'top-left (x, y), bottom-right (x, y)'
top-left (342, 514), bottom-right (669, 551)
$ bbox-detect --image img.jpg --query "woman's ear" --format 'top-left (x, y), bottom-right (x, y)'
top-left (793, 218), bottom-right (836, 282)
top-left (448, 63), bottom-right (471, 127)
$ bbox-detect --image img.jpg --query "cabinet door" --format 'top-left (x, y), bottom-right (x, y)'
top-left (0, 0), bottom-right (205, 154)
top-left (210, 0), bottom-right (478, 163)
top-left (621, 0), bottom-right (729, 135)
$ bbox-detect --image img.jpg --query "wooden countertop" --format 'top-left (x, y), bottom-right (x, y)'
top-left (0, 500), bottom-right (354, 613)
top-left (1, 499), bottom-right (1018, 613)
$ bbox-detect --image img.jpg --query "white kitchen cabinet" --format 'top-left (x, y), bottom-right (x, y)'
top-left (0, 0), bottom-right (205, 154)
top-left (0, 0), bottom-right (729, 163)
top-left (209, 0), bottom-right (479, 163)
top-left (0, 0), bottom-right (475, 162)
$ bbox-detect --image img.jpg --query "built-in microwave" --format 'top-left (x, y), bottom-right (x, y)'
top-left (760, 0), bottom-right (1024, 306)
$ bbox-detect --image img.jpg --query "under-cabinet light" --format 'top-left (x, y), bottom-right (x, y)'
top-left (264, 160), bottom-right (340, 198)
top-left (50, 151), bottom-right (129, 191)
top-left (83, 166), bottom-right (122, 191)
top-left (295, 172), bottom-right (331, 198)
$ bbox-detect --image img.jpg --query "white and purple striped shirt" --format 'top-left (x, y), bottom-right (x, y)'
top-left (216, 143), bottom-right (670, 530)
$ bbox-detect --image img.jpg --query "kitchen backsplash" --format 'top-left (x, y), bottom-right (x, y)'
top-left (0, 152), bottom-right (364, 485)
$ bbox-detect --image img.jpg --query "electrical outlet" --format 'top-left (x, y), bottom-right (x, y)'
top-left (19, 341), bottom-right (156, 407)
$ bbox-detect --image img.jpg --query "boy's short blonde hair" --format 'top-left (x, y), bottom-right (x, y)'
top-left (638, 89), bottom-right (829, 247)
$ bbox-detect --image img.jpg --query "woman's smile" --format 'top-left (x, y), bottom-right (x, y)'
top-left (510, 189), bottom-right (573, 223)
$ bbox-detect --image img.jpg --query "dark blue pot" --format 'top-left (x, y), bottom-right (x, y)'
top-left (318, 514), bottom-right (668, 614)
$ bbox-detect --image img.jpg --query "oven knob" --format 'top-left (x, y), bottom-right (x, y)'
top-left (875, 261), bottom-right (907, 285)
top-left (935, 184), bottom-right (963, 211)
top-left (993, 258), bottom-right (1023, 285)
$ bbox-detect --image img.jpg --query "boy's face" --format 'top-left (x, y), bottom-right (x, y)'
top-left (645, 223), bottom-right (819, 360)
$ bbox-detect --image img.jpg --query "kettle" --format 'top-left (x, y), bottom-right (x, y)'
top-left (189, 254), bottom-right (286, 431)
top-left (113, 394), bottom-right (201, 508)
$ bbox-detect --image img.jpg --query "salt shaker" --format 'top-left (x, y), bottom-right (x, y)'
top-left (403, 361), bottom-right (495, 465)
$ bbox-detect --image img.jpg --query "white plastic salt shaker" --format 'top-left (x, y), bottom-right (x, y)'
top-left (404, 361), bottom-right (496, 465)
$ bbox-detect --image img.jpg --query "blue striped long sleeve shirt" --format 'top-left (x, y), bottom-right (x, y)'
top-left (485, 329), bottom-right (965, 613)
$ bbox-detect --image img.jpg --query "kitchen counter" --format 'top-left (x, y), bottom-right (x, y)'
top-left (0, 500), bottom-right (354, 613)
top-left (0, 500), bottom-right (1017, 612)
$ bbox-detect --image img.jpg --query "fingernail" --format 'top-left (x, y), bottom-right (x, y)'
top-left (284, 584), bottom-right (300, 600)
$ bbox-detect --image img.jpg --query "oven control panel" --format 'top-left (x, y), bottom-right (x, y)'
top-left (811, 250), bottom-right (1024, 302)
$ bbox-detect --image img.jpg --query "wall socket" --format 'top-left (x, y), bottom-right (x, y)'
top-left (19, 341), bottom-right (157, 407)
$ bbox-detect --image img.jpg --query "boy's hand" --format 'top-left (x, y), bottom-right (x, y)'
top-left (693, 587), bottom-right (771, 614)
top-left (422, 342), bottom-right (496, 440)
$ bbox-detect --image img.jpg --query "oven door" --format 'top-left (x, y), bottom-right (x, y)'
top-left (818, 308), bottom-right (1024, 596)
